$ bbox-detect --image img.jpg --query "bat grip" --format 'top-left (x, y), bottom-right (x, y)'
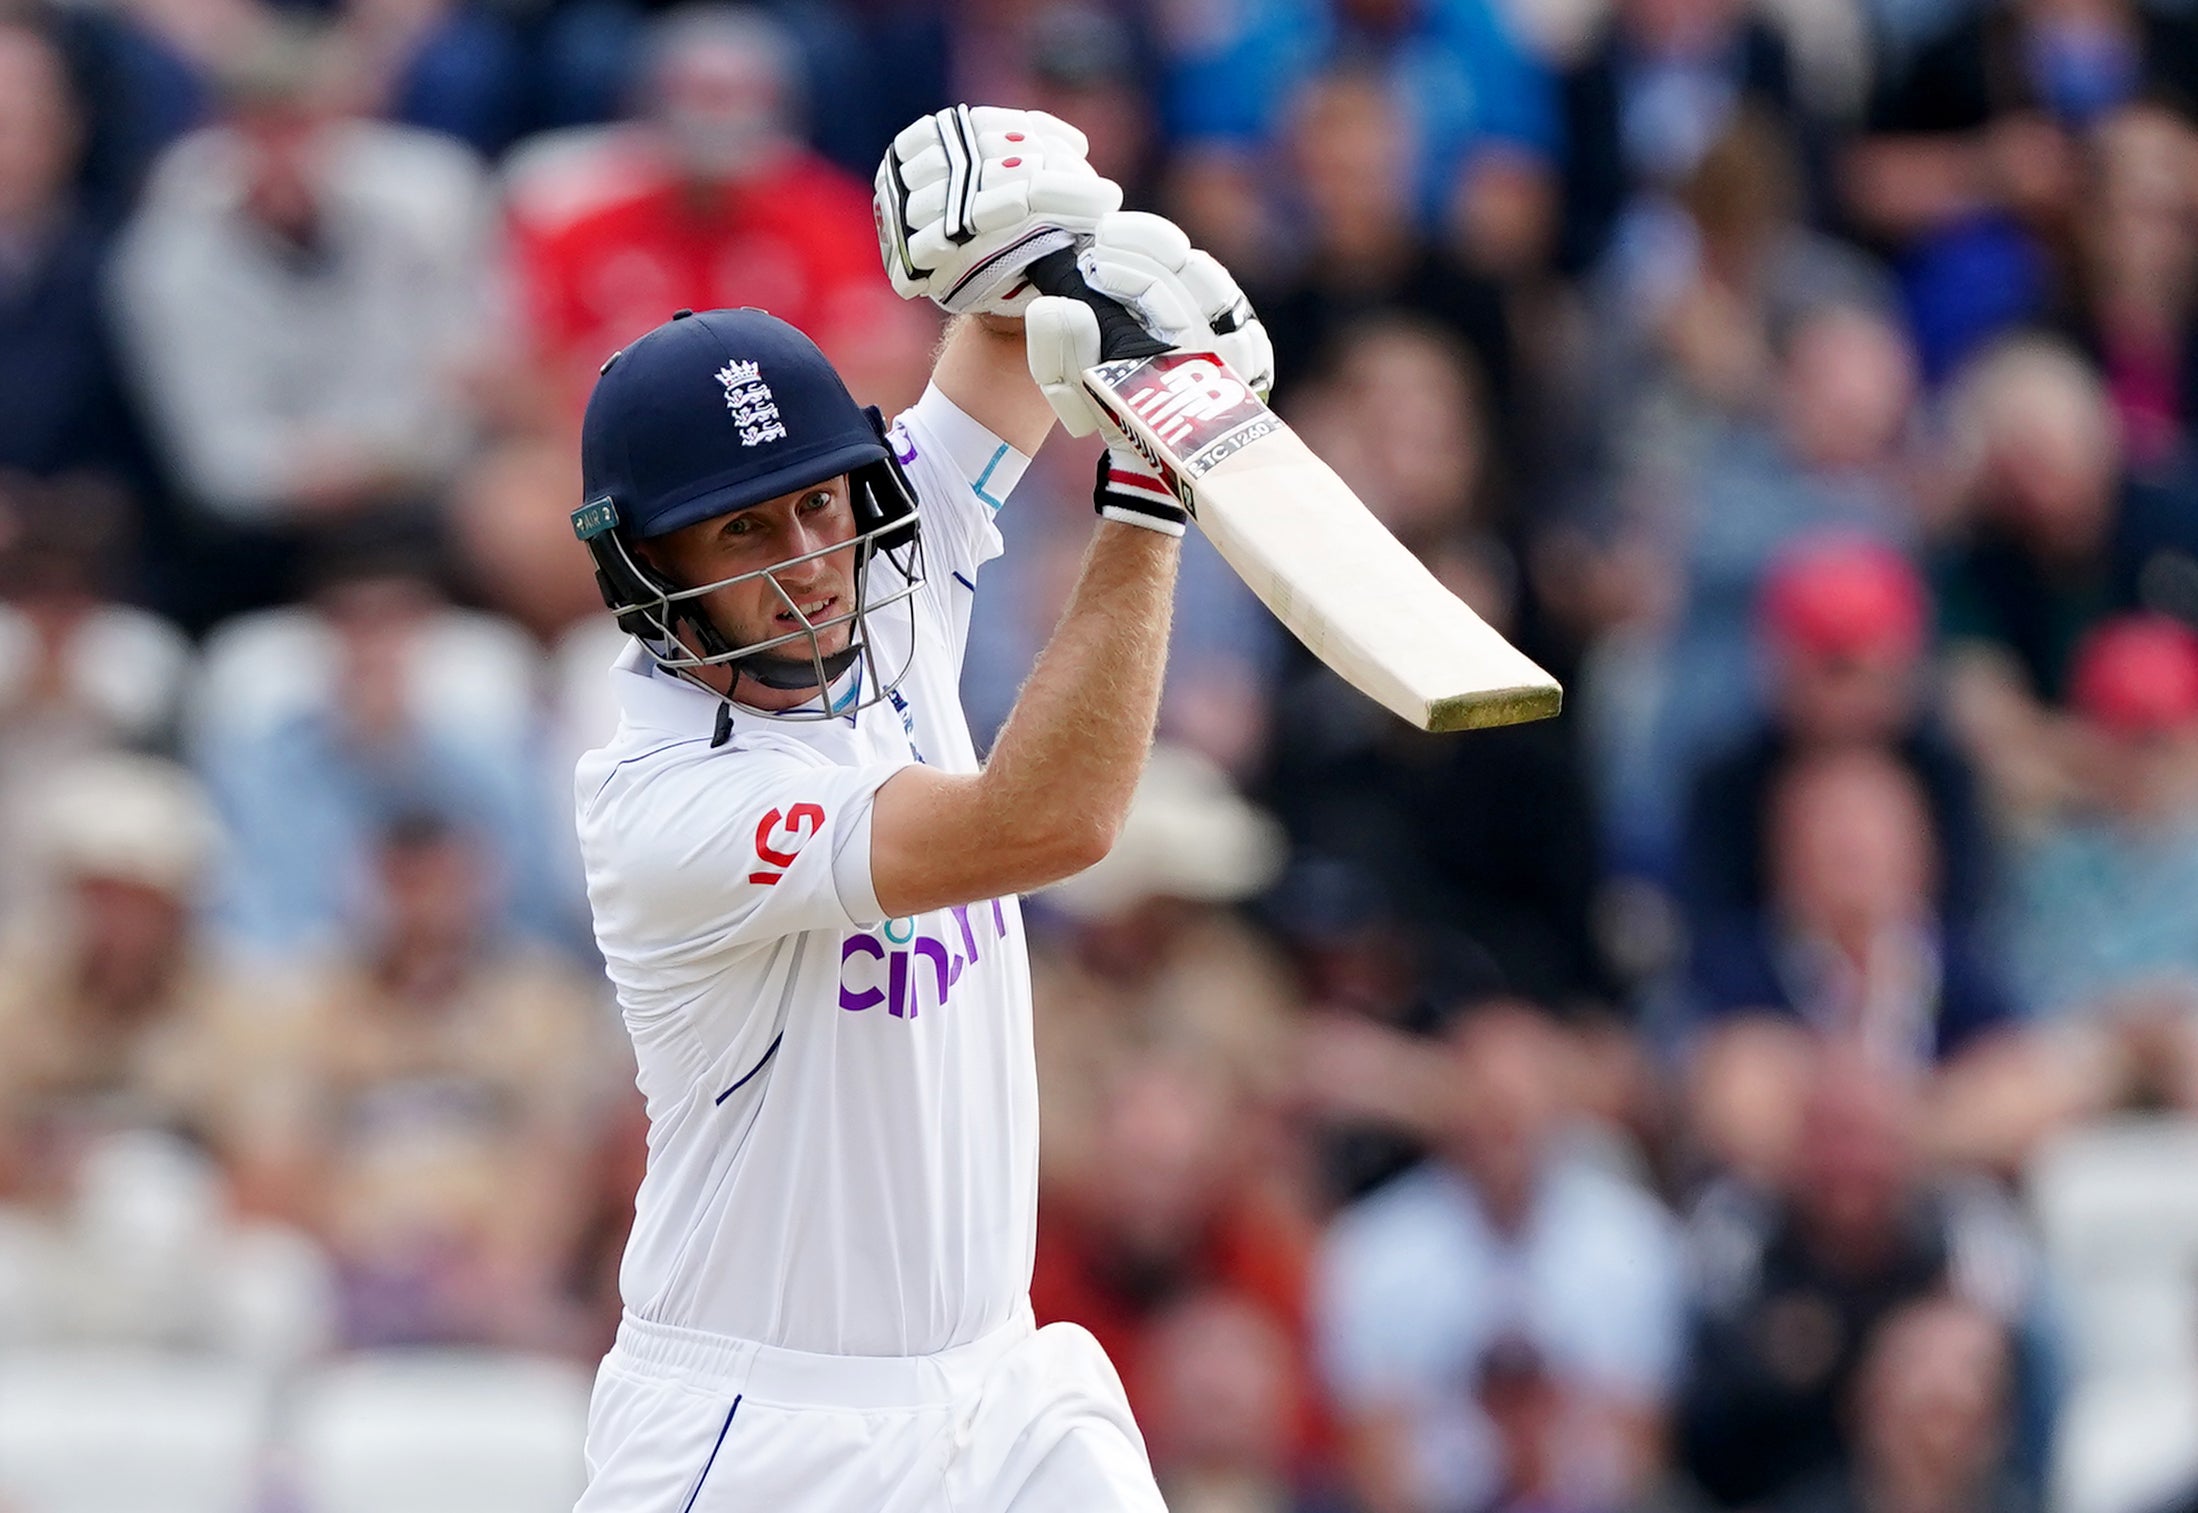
top-left (1022, 247), bottom-right (1170, 363)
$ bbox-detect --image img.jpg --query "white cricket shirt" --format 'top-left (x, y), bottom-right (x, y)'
top-left (575, 387), bottom-right (1037, 1358)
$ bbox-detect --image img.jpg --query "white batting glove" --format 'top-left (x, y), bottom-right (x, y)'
top-left (1025, 212), bottom-right (1275, 535)
top-left (875, 104), bottom-right (1123, 316)
top-left (1028, 292), bottom-right (1183, 533)
top-left (1026, 211), bottom-right (1275, 437)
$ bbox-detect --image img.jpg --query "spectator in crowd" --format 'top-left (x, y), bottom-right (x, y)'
top-left (1847, 0), bottom-right (2198, 376)
top-left (502, 4), bottom-right (928, 417)
top-left (1161, 0), bottom-right (1561, 276)
top-left (1772, 1296), bottom-right (2031, 1513)
top-left (107, 15), bottom-right (495, 627)
top-left (444, 434), bottom-right (600, 645)
top-left (2065, 103), bottom-right (2198, 473)
top-left (0, 755), bottom-right (306, 1209)
top-left (1316, 1001), bottom-right (1683, 1513)
top-left (0, 1123), bottom-right (334, 1366)
top-left (0, 480), bottom-right (194, 914)
top-left (1606, 300), bottom-right (1922, 880)
top-left (2006, 616), bottom-right (2198, 1048)
top-left (0, 15), bottom-right (161, 506)
top-left (1677, 1050), bottom-right (2041, 1508)
top-left (1268, 318), bottom-right (1605, 1006)
top-left (1026, 752), bottom-right (1313, 1460)
top-left (1681, 747), bottom-right (2017, 1068)
top-left (1582, 112), bottom-right (1892, 478)
top-left (1680, 535), bottom-right (1994, 954)
top-left (1031, 1044), bottom-right (1323, 1475)
top-left (287, 812), bottom-right (614, 1349)
top-left (193, 537), bottom-right (562, 958)
top-left (1140, 1288), bottom-right (1345, 1513)
top-left (1251, 67), bottom-right (1513, 423)
top-left (1033, 745), bottom-right (1294, 1091)
top-left (955, 2), bottom-right (1160, 206)
top-left (1557, 0), bottom-right (1805, 278)
top-left (331, 0), bottom-right (525, 156)
top-left (1935, 334), bottom-right (2198, 816)
top-left (1471, 1332), bottom-right (1628, 1513)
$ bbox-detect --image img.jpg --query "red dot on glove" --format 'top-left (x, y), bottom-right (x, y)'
top-left (1005, 132), bottom-right (1025, 142)
top-left (1001, 157), bottom-right (1022, 168)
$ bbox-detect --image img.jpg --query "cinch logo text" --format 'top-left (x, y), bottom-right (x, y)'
top-left (840, 898), bottom-right (1011, 1018)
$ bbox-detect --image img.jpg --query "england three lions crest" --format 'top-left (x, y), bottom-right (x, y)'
top-left (717, 359), bottom-right (789, 447)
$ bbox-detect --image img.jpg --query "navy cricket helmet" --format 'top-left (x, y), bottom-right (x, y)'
top-left (572, 307), bottom-right (924, 732)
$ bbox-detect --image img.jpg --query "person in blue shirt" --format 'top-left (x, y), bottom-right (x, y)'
top-left (1162, 0), bottom-right (1560, 252)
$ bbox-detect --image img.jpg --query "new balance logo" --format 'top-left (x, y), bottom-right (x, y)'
top-left (1125, 360), bottom-right (1250, 450)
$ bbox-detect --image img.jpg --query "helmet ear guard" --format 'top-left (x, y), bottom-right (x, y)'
top-left (852, 406), bottom-right (919, 556)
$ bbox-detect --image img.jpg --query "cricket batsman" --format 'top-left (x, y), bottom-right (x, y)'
top-left (566, 106), bottom-right (1274, 1511)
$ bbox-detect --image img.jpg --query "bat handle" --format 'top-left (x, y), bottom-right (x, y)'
top-left (1022, 247), bottom-right (1170, 363)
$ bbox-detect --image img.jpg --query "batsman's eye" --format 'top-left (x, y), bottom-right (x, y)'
top-left (800, 489), bottom-right (833, 513)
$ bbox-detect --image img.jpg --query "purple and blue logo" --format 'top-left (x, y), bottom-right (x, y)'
top-left (840, 898), bottom-right (1010, 1018)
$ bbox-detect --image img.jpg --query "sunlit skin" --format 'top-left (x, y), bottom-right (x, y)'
top-left (636, 473), bottom-right (861, 711)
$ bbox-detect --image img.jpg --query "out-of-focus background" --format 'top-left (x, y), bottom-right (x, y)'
top-left (4, 0), bottom-right (2198, 1508)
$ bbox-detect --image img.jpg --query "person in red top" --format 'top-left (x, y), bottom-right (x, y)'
top-left (504, 5), bottom-right (925, 413)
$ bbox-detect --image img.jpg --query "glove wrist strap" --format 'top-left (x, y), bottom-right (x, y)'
top-left (1093, 449), bottom-right (1186, 537)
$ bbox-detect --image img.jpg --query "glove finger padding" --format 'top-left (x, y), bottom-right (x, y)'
top-left (1178, 250), bottom-right (1274, 398)
top-left (894, 125), bottom-right (1095, 198)
top-left (888, 106), bottom-right (1087, 172)
top-left (876, 103), bottom-right (1120, 316)
top-left (1074, 212), bottom-right (1271, 397)
top-left (899, 145), bottom-right (1106, 230)
top-left (904, 168), bottom-right (1119, 270)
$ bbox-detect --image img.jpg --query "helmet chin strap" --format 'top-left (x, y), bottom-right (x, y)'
top-left (741, 644), bottom-right (863, 690)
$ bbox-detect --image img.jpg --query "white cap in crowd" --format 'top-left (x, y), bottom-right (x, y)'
top-left (33, 753), bottom-right (222, 899)
top-left (1044, 744), bottom-right (1285, 919)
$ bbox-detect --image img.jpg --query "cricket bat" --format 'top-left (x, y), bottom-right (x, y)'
top-left (1024, 249), bottom-right (1561, 733)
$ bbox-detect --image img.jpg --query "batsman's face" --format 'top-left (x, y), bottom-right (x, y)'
top-left (648, 475), bottom-right (861, 671)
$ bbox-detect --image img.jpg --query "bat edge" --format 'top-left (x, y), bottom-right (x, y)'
top-left (1423, 681), bottom-right (1564, 733)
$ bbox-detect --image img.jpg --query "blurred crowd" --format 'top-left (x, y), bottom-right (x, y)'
top-left (8, 0), bottom-right (2198, 1507)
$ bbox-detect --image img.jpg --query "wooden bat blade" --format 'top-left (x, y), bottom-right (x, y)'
top-left (1078, 351), bottom-right (1563, 732)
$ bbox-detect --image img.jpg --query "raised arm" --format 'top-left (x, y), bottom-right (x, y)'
top-left (866, 206), bottom-right (1272, 917)
top-left (873, 104), bottom-right (1122, 459)
top-left (929, 313), bottom-right (1060, 458)
top-left (871, 519), bottom-right (1178, 915)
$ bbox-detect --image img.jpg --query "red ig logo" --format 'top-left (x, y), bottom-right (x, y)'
top-left (748, 803), bottom-right (825, 886)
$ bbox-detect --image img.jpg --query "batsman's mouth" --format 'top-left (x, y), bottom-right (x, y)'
top-left (777, 594), bottom-right (841, 628)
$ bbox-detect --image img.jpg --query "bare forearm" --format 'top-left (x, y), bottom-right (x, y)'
top-left (930, 314), bottom-right (1060, 456)
top-left (983, 522), bottom-right (1178, 856)
top-left (871, 521), bottom-right (1178, 915)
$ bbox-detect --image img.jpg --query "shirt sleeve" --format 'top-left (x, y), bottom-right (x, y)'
top-left (888, 385), bottom-right (1032, 585)
top-left (579, 739), bottom-right (911, 983)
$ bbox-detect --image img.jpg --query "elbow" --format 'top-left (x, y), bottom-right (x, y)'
top-left (1017, 809), bottom-right (1119, 889)
top-left (1056, 813), bottom-right (1121, 876)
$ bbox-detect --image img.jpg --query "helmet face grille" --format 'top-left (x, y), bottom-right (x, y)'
top-left (591, 502), bottom-right (928, 723)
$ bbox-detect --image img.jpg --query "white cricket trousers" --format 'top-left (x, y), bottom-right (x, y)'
top-left (573, 1303), bottom-right (1169, 1512)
